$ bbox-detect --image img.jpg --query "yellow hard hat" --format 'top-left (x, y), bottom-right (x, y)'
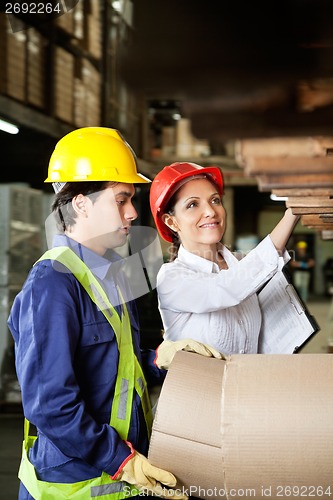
top-left (296, 240), bottom-right (308, 249)
top-left (45, 127), bottom-right (151, 185)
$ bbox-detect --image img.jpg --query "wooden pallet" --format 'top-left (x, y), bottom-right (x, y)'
top-left (235, 136), bottom-right (333, 239)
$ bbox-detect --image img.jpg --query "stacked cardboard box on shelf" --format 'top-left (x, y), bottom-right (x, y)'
top-left (117, 82), bottom-right (139, 134)
top-left (74, 56), bottom-right (101, 127)
top-left (53, 46), bottom-right (75, 123)
top-left (73, 58), bottom-right (86, 127)
top-left (0, 2), bottom-right (102, 127)
top-left (50, 1), bottom-right (102, 126)
top-left (84, 0), bottom-right (102, 60)
top-left (175, 118), bottom-right (210, 158)
top-left (0, 14), bottom-right (26, 102)
top-left (54, 4), bottom-right (74, 35)
top-left (73, 0), bottom-right (85, 41)
top-left (83, 58), bottom-right (101, 124)
top-left (27, 28), bottom-right (47, 110)
top-left (0, 14), bottom-right (47, 111)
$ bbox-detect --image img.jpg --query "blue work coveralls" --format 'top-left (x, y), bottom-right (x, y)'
top-left (7, 234), bottom-right (165, 499)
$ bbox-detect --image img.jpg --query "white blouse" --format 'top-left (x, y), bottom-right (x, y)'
top-left (157, 236), bottom-right (290, 354)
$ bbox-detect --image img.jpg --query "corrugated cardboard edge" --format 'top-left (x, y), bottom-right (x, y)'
top-left (221, 354), bottom-right (333, 497)
top-left (148, 351), bottom-right (226, 498)
top-left (149, 351), bottom-right (333, 500)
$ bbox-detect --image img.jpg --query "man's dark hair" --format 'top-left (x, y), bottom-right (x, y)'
top-left (52, 181), bottom-right (113, 231)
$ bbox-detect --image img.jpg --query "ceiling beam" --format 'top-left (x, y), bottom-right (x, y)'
top-left (245, 156), bottom-right (333, 175)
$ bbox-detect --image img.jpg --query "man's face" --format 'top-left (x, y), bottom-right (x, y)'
top-left (82, 183), bottom-right (138, 254)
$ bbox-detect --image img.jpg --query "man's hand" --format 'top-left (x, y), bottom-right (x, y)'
top-left (115, 450), bottom-right (188, 499)
top-left (155, 338), bottom-right (225, 370)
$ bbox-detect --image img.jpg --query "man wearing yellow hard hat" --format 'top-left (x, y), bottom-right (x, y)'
top-left (7, 127), bottom-right (222, 500)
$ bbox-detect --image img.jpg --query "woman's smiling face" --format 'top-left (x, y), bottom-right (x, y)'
top-left (163, 177), bottom-right (226, 255)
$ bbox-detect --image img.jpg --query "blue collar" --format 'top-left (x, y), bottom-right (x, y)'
top-left (52, 234), bottom-right (123, 281)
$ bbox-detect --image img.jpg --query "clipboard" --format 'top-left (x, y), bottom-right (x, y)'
top-left (257, 267), bottom-right (320, 354)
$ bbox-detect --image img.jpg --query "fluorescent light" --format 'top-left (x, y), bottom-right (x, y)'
top-left (112, 0), bottom-right (122, 13)
top-left (270, 193), bottom-right (288, 202)
top-left (0, 118), bottom-right (19, 134)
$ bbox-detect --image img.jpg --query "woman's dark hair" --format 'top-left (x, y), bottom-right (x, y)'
top-left (164, 191), bottom-right (181, 261)
top-left (52, 181), bottom-right (113, 231)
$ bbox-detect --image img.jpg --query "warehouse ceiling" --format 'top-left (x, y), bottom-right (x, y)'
top-left (120, 0), bottom-right (333, 146)
top-left (2, 0), bottom-right (333, 191)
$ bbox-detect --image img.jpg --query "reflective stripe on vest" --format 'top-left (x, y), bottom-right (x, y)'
top-left (19, 246), bottom-right (153, 500)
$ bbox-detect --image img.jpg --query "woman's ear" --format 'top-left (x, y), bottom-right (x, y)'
top-left (162, 213), bottom-right (179, 233)
top-left (72, 194), bottom-right (88, 217)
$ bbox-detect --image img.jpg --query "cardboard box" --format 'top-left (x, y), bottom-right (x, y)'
top-left (73, 0), bottom-right (84, 41)
top-left (84, 13), bottom-right (102, 59)
top-left (0, 14), bottom-right (26, 102)
top-left (54, 7), bottom-right (74, 35)
top-left (27, 28), bottom-right (47, 109)
top-left (149, 351), bottom-right (333, 499)
top-left (83, 0), bottom-right (102, 59)
top-left (83, 59), bottom-right (101, 125)
top-left (73, 74), bottom-right (86, 127)
top-left (175, 118), bottom-right (210, 157)
top-left (53, 46), bottom-right (74, 123)
top-left (161, 126), bottom-right (176, 157)
top-left (73, 57), bottom-right (101, 127)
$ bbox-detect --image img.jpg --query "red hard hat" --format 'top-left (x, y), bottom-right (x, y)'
top-left (149, 162), bottom-right (224, 242)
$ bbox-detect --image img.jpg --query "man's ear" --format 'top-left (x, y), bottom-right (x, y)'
top-left (72, 194), bottom-right (89, 217)
top-left (161, 213), bottom-right (179, 233)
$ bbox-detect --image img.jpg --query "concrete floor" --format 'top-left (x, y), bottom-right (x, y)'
top-left (1, 295), bottom-right (332, 500)
top-left (298, 295), bottom-right (333, 353)
top-left (0, 413), bottom-right (22, 499)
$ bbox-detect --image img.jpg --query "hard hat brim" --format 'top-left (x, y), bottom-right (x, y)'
top-left (44, 172), bottom-right (151, 184)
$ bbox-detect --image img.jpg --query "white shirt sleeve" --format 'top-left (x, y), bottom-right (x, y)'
top-left (157, 235), bottom-right (290, 314)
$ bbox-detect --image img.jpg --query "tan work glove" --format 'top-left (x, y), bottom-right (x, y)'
top-left (155, 338), bottom-right (225, 370)
top-left (116, 450), bottom-right (188, 499)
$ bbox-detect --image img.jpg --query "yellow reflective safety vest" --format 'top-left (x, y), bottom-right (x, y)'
top-left (19, 246), bottom-right (153, 500)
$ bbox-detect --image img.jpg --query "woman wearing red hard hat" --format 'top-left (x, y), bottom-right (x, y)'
top-left (150, 162), bottom-right (300, 354)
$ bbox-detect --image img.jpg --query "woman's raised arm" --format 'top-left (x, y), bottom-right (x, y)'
top-left (269, 208), bottom-right (300, 254)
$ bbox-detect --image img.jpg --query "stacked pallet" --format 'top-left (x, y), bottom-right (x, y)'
top-left (235, 137), bottom-right (333, 238)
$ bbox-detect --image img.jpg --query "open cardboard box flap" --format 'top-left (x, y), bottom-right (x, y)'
top-left (148, 351), bottom-right (333, 499)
